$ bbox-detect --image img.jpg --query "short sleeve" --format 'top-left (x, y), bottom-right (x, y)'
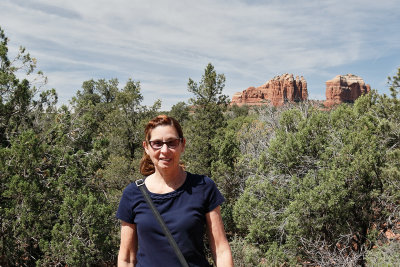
top-left (116, 183), bottom-right (137, 223)
top-left (203, 176), bottom-right (225, 212)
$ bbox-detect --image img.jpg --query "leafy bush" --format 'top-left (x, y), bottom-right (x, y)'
top-left (232, 91), bottom-right (400, 265)
top-left (366, 242), bottom-right (400, 266)
top-left (229, 235), bottom-right (265, 267)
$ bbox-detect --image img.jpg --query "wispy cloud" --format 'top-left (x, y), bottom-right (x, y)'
top-left (1, 0), bottom-right (399, 109)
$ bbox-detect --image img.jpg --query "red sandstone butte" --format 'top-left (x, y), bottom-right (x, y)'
top-left (231, 73), bottom-right (308, 106)
top-left (324, 74), bottom-right (370, 107)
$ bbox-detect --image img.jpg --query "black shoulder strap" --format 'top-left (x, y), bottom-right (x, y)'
top-left (135, 179), bottom-right (189, 267)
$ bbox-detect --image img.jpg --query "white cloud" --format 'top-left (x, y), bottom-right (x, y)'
top-left (1, 0), bottom-right (399, 109)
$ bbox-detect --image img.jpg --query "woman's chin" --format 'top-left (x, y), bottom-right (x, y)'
top-left (157, 160), bottom-right (175, 169)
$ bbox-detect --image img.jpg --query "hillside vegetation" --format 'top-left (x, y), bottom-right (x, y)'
top-left (1, 27), bottom-right (399, 266)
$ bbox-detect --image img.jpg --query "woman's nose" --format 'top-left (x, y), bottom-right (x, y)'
top-left (160, 143), bottom-right (169, 152)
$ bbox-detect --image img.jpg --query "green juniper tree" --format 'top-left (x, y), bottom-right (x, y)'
top-left (1, 25), bottom-right (161, 265)
top-left (169, 101), bottom-right (190, 125)
top-left (232, 85), bottom-right (400, 266)
top-left (0, 26), bottom-right (58, 266)
top-left (183, 63), bottom-right (229, 176)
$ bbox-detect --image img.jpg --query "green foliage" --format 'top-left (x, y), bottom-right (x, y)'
top-left (0, 26), bottom-right (51, 147)
top-left (1, 25), bottom-right (400, 266)
top-left (70, 77), bottom-right (160, 160)
top-left (211, 115), bottom-right (256, 233)
top-left (226, 104), bottom-right (251, 119)
top-left (0, 27), bottom-right (161, 265)
top-left (187, 63), bottom-right (228, 107)
top-left (366, 242), bottom-right (400, 266)
top-left (102, 78), bottom-right (161, 159)
top-left (1, 131), bottom-right (55, 265)
top-left (40, 192), bottom-right (117, 266)
top-left (387, 67), bottom-right (400, 98)
top-left (169, 101), bottom-right (190, 124)
top-left (263, 242), bottom-right (297, 267)
top-left (233, 174), bottom-right (291, 251)
top-left (184, 63), bottom-right (229, 176)
top-left (229, 235), bottom-right (265, 267)
top-left (232, 90), bottom-right (400, 265)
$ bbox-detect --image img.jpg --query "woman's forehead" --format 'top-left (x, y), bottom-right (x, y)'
top-left (149, 125), bottom-right (178, 139)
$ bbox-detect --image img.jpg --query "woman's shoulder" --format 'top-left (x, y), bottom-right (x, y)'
top-left (120, 180), bottom-right (142, 199)
top-left (187, 172), bottom-right (216, 186)
top-left (186, 172), bottom-right (224, 210)
top-left (124, 180), bottom-right (141, 191)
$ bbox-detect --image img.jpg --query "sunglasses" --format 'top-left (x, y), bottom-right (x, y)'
top-left (148, 138), bottom-right (182, 150)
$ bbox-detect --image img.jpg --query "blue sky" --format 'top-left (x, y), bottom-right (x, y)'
top-left (1, 0), bottom-right (399, 110)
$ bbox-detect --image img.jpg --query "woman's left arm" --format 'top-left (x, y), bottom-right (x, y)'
top-left (206, 206), bottom-right (234, 267)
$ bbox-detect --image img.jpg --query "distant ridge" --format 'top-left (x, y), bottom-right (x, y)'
top-left (231, 73), bottom-right (370, 107)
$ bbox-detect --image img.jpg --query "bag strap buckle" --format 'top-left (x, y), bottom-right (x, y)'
top-left (135, 179), bottom-right (145, 187)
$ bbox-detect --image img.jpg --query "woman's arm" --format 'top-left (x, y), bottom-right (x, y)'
top-left (206, 206), bottom-right (234, 267)
top-left (118, 221), bottom-right (138, 267)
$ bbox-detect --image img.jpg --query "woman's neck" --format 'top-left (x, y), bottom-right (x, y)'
top-left (147, 167), bottom-right (187, 193)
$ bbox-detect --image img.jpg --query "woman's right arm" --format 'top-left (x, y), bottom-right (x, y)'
top-left (118, 221), bottom-right (138, 267)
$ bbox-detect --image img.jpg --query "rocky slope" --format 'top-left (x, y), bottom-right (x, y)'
top-left (324, 74), bottom-right (371, 107)
top-left (231, 73), bottom-right (308, 106)
top-left (232, 73), bottom-right (370, 107)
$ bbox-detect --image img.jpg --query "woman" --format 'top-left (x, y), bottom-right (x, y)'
top-left (117, 115), bottom-right (233, 267)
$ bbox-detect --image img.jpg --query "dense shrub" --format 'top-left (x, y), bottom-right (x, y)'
top-left (1, 26), bottom-right (399, 266)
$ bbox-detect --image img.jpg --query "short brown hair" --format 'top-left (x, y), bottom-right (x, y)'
top-left (139, 115), bottom-right (184, 176)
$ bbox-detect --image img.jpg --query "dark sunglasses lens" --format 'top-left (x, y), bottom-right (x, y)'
top-left (150, 139), bottom-right (180, 149)
top-left (151, 141), bottom-right (163, 149)
top-left (167, 139), bottom-right (180, 148)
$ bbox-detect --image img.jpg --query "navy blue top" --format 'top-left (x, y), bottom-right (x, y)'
top-left (116, 172), bottom-right (225, 267)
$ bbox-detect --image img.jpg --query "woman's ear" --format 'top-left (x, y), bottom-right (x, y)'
top-left (181, 138), bottom-right (186, 152)
top-left (143, 141), bottom-right (149, 155)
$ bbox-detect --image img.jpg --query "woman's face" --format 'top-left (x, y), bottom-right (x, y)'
top-left (143, 125), bottom-right (185, 172)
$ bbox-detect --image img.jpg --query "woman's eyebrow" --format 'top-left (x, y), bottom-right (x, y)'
top-left (151, 137), bottom-right (179, 141)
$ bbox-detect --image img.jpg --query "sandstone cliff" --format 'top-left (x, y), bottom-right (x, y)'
top-left (231, 73), bottom-right (308, 106)
top-left (324, 74), bottom-right (370, 107)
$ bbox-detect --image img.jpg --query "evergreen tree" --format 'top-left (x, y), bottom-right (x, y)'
top-left (211, 115), bottom-right (255, 233)
top-left (0, 26), bottom-right (58, 266)
top-left (169, 101), bottom-right (190, 125)
top-left (1, 24), bottom-right (399, 266)
top-left (1, 26), bottom-right (160, 265)
top-left (0, 26), bottom-right (51, 147)
top-left (232, 91), bottom-right (400, 265)
top-left (183, 63), bottom-right (229, 176)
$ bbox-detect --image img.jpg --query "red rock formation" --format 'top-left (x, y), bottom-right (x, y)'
top-left (231, 74), bottom-right (308, 106)
top-left (324, 74), bottom-right (370, 107)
